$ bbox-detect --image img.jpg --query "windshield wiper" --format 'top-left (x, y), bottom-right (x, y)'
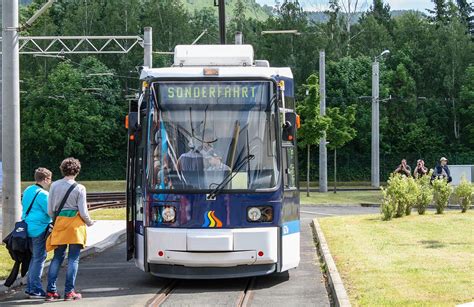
top-left (207, 154), bottom-right (255, 199)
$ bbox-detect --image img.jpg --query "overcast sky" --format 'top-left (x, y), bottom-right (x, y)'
top-left (255, 0), bottom-right (434, 11)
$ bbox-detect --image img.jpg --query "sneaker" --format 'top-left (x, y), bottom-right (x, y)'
top-left (64, 291), bottom-right (82, 301)
top-left (45, 292), bottom-right (61, 302)
top-left (28, 292), bottom-right (46, 299)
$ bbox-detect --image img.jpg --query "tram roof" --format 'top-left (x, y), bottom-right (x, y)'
top-left (140, 66), bottom-right (293, 81)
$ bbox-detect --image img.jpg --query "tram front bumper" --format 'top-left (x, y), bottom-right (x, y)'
top-left (146, 227), bottom-right (278, 267)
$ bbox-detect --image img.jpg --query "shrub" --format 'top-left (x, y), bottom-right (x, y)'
top-left (381, 190), bottom-right (395, 221)
top-left (381, 174), bottom-right (408, 220)
top-left (432, 178), bottom-right (453, 214)
top-left (405, 177), bottom-right (419, 216)
top-left (454, 177), bottom-right (473, 213)
top-left (416, 173), bottom-right (433, 215)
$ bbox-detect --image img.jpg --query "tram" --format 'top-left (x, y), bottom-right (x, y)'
top-left (126, 44), bottom-right (300, 279)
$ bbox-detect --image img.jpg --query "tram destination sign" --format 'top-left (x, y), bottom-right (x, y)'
top-left (156, 81), bottom-right (270, 105)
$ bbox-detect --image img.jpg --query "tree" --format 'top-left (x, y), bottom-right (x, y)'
top-left (428, 0), bottom-right (449, 23)
top-left (456, 0), bottom-right (474, 34)
top-left (21, 57), bottom-right (125, 179)
top-left (328, 0), bottom-right (365, 54)
top-left (326, 106), bottom-right (357, 192)
top-left (459, 65), bottom-right (474, 147)
top-left (360, 0), bottom-right (392, 31)
top-left (296, 74), bottom-right (331, 195)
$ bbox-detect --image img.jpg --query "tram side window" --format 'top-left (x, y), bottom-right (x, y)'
top-left (283, 146), bottom-right (296, 189)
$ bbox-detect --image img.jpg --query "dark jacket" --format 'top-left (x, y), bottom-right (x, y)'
top-left (2, 232), bottom-right (31, 287)
top-left (431, 164), bottom-right (452, 183)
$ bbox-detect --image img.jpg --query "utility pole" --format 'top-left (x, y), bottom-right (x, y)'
top-left (2, 0), bottom-right (20, 236)
top-left (0, 1), bottom-right (3, 162)
top-left (371, 60), bottom-right (380, 188)
top-left (319, 51), bottom-right (328, 193)
top-left (217, 0), bottom-right (226, 44)
top-left (144, 27), bottom-right (152, 68)
top-left (235, 32), bottom-right (243, 45)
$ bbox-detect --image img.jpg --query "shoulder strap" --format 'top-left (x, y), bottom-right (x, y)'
top-left (53, 183), bottom-right (78, 223)
top-left (24, 189), bottom-right (42, 218)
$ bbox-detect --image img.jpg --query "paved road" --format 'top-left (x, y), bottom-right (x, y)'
top-left (301, 205), bottom-right (380, 217)
top-left (0, 209), bottom-right (332, 306)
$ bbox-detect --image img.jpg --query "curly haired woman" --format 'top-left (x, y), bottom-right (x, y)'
top-left (45, 158), bottom-right (94, 301)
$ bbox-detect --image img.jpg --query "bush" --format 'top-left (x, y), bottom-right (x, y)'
top-left (381, 174), bottom-right (409, 220)
top-left (432, 178), bottom-right (453, 214)
top-left (416, 173), bottom-right (433, 215)
top-left (454, 177), bottom-right (473, 213)
top-left (405, 177), bottom-right (419, 216)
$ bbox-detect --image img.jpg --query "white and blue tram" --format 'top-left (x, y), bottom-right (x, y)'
top-left (126, 44), bottom-right (300, 279)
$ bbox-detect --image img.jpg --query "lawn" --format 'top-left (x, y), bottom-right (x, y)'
top-left (318, 211), bottom-right (474, 306)
top-left (21, 180), bottom-right (126, 192)
top-left (0, 246), bottom-right (54, 282)
top-left (300, 190), bottom-right (383, 205)
top-left (89, 208), bottom-right (126, 220)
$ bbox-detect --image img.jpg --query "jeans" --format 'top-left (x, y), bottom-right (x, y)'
top-left (26, 232), bottom-right (47, 295)
top-left (46, 244), bottom-right (81, 294)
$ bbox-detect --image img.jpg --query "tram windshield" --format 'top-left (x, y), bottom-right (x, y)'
top-left (149, 81), bottom-right (279, 191)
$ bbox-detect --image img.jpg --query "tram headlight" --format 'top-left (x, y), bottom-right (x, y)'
top-left (161, 206), bottom-right (176, 223)
top-left (247, 206), bottom-right (273, 223)
top-left (247, 207), bottom-right (262, 222)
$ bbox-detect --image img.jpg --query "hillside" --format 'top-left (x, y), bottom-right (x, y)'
top-left (307, 9), bottom-right (424, 24)
top-left (182, 0), bottom-right (270, 21)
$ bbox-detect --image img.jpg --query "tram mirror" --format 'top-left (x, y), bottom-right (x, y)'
top-left (128, 112), bottom-right (139, 134)
top-left (282, 112), bottom-right (296, 143)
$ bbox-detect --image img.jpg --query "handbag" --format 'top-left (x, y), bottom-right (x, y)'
top-left (44, 183), bottom-right (78, 240)
top-left (8, 189), bottom-right (41, 252)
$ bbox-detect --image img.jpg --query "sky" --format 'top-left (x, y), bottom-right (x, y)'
top-left (255, 0), bottom-right (435, 12)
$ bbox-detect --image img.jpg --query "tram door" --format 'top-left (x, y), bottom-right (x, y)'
top-left (279, 112), bottom-right (300, 272)
top-left (126, 106), bottom-right (138, 261)
top-left (126, 97), bottom-right (147, 267)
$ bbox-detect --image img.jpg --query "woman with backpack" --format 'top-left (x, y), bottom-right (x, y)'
top-left (22, 168), bottom-right (53, 298)
top-left (45, 157), bottom-right (94, 301)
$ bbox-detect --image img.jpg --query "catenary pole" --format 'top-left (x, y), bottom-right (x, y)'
top-left (2, 0), bottom-right (20, 236)
top-left (371, 60), bottom-right (380, 187)
top-left (319, 51), bottom-right (328, 192)
top-left (218, 0), bottom-right (226, 44)
top-left (235, 32), bottom-right (243, 45)
top-left (0, 1), bottom-right (3, 162)
top-left (144, 27), bottom-right (152, 68)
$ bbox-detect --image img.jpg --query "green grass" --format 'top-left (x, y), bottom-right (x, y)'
top-left (300, 190), bottom-right (383, 205)
top-left (90, 208), bottom-right (126, 220)
top-left (318, 211), bottom-right (474, 306)
top-left (0, 247), bottom-right (53, 281)
top-left (0, 245), bottom-right (12, 281)
top-left (21, 180), bottom-right (125, 192)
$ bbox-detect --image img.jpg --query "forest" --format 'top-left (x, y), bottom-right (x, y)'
top-left (15, 0), bottom-right (474, 181)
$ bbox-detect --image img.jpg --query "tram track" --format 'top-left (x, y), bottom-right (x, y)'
top-left (145, 277), bottom-right (256, 307)
top-left (86, 192), bottom-right (126, 211)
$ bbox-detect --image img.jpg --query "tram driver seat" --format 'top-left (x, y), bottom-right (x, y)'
top-left (177, 150), bottom-right (205, 189)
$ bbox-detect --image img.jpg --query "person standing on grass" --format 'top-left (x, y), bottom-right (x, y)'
top-left (45, 158), bottom-right (94, 301)
top-left (22, 168), bottom-right (53, 299)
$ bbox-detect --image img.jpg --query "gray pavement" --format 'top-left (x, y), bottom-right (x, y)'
top-left (301, 205), bottom-right (380, 217)
top-left (0, 243), bottom-right (165, 306)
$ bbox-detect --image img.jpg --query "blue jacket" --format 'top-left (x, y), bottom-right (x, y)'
top-left (21, 184), bottom-right (51, 238)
